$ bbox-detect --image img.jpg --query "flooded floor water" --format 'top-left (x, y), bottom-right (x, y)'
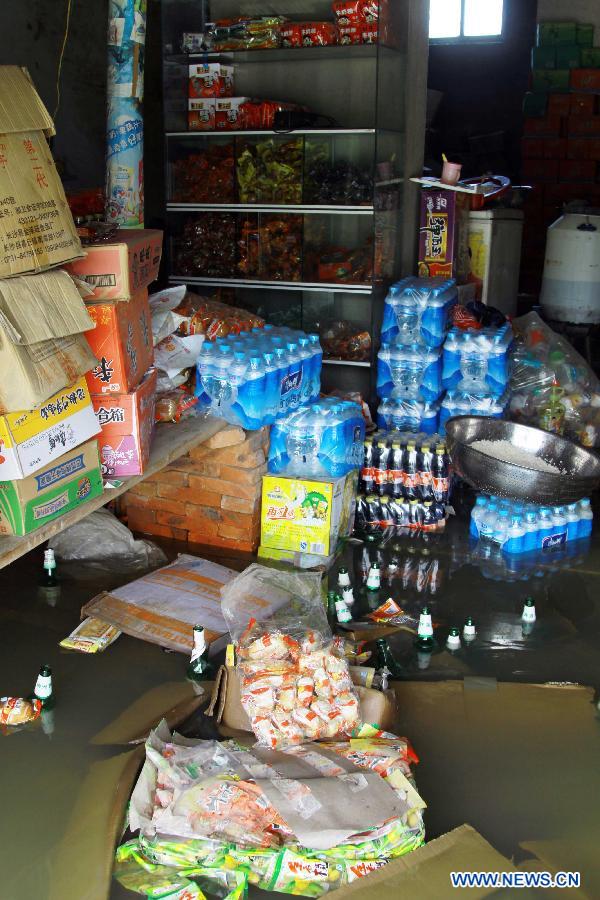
top-left (0, 504), bottom-right (599, 900)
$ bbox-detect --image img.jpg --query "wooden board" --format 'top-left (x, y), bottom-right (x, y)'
top-left (0, 415), bottom-right (226, 570)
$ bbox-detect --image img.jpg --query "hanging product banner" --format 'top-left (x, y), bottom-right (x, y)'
top-left (106, 0), bottom-right (146, 227)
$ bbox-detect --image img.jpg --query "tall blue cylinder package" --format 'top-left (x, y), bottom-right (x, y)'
top-left (106, 0), bottom-right (146, 227)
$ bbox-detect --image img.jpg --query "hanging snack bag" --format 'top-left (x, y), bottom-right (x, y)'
top-left (221, 565), bottom-right (361, 749)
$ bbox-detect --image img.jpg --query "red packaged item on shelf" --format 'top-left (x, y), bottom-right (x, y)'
top-left (361, 25), bottom-right (378, 43)
top-left (332, 2), bottom-right (363, 25)
top-left (215, 97), bottom-right (249, 130)
top-left (360, 0), bottom-right (380, 22)
top-left (281, 23), bottom-right (304, 47)
top-left (300, 22), bottom-right (338, 46)
top-left (188, 99), bottom-right (216, 131)
top-left (171, 144), bottom-right (235, 203)
top-left (188, 63), bottom-right (234, 99)
top-left (337, 23), bottom-right (362, 44)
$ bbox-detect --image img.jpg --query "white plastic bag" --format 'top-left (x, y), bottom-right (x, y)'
top-left (49, 508), bottom-right (166, 570)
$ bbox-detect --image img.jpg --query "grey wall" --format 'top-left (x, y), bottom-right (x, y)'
top-left (537, 0), bottom-right (600, 31)
top-left (0, 0), bottom-right (108, 191)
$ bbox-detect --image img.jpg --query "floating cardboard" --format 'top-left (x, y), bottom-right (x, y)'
top-left (0, 270), bottom-right (97, 413)
top-left (0, 66), bottom-right (83, 278)
top-left (92, 368), bottom-right (157, 478)
top-left (0, 377), bottom-right (100, 480)
top-left (64, 229), bottom-right (163, 301)
top-left (0, 438), bottom-right (103, 535)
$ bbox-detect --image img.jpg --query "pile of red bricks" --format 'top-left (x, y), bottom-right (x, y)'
top-left (120, 425), bottom-right (268, 552)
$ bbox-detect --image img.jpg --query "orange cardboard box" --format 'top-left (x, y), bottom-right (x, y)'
top-left (84, 289), bottom-right (153, 394)
top-left (92, 368), bottom-right (157, 478)
top-left (64, 229), bottom-right (163, 301)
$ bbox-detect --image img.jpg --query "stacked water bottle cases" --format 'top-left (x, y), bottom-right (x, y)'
top-left (470, 494), bottom-right (594, 554)
top-left (377, 277), bottom-right (512, 434)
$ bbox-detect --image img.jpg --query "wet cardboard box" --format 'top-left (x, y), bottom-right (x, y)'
top-left (0, 66), bottom-right (84, 278)
top-left (64, 228), bottom-right (163, 301)
top-left (0, 377), bottom-right (99, 481)
top-left (84, 289), bottom-right (154, 395)
top-left (0, 269), bottom-right (97, 414)
top-left (92, 368), bottom-right (157, 478)
top-left (0, 438), bottom-right (103, 535)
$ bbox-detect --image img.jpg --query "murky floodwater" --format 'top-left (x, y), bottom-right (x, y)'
top-left (0, 506), bottom-right (599, 900)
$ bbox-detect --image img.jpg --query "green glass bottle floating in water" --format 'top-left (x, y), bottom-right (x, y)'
top-left (42, 549), bottom-right (57, 587)
top-left (375, 638), bottom-right (403, 678)
top-left (363, 562), bottom-right (381, 611)
top-left (33, 664), bottom-right (54, 710)
top-left (186, 625), bottom-right (213, 682)
top-left (327, 590), bottom-right (338, 628)
top-left (415, 606), bottom-right (436, 651)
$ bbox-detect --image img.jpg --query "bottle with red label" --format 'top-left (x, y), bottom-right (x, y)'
top-left (374, 438), bottom-right (389, 496)
top-left (418, 440), bottom-right (434, 502)
top-left (361, 437), bottom-right (375, 494)
top-left (432, 441), bottom-right (449, 503)
top-left (388, 439), bottom-right (404, 499)
top-left (403, 439), bottom-right (419, 501)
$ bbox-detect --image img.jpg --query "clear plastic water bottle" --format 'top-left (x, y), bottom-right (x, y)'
top-left (565, 503), bottom-right (580, 542)
top-left (538, 507), bottom-right (554, 544)
top-left (297, 337), bottom-right (313, 405)
top-left (273, 346), bottom-right (289, 418)
top-left (479, 500), bottom-right (497, 541)
top-left (235, 355), bottom-right (265, 430)
top-left (307, 334), bottom-right (323, 400)
top-left (522, 507), bottom-right (539, 552)
top-left (470, 496), bottom-right (487, 539)
top-left (492, 509), bottom-right (510, 546)
top-left (504, 514), bottom-right (525, 554)
top-left (577, 498), bottom-right (593, 538)
top-left (551, 506), bottom-right (567, 543)
top-left (262, 352), bottom-right (279, 425)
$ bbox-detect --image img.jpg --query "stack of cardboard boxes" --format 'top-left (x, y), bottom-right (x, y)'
top-left (0, 67), bottom-right (105, 537)
top-left (521, 21), bottom-right (600, 293)
top-left (65, 229), bottom-right (162, 479)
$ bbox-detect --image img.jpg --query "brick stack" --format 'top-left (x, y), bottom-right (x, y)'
top-left (120, 425), bottom-right (269, 552)
top-left (521, 20), bottom-right (600, 294)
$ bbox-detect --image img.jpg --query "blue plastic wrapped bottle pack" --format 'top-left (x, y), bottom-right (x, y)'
top-left (377, 343), bottom-right (443, 403)
top-left (439, 390), bottom-right (509, 433)
top-left (377, 396), bottom-right (441, 434)
top-left (196, 327), bottom-right (322, 429)
top-left (381, 277), bottom-right (458, 348)
top-left (469, 494), bottom-right (593, 554)
top-left (442, 324), bottom-right (513, 394)
top-left (268, 398), bottom-right (366, 478)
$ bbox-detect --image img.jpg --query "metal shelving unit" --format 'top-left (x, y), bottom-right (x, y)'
top-left (161, 0), bottom-right (429, 398)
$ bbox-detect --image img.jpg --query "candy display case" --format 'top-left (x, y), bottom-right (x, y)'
top-left (161, 0), bottom-right (429, 396)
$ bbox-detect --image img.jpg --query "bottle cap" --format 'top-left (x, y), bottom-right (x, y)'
top-left (446, 628), bottom-right (461, 651)
top-left (463, 617), bottom-right (477, 640)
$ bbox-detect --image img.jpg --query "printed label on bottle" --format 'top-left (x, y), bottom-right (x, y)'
top-left (336, 601), bottom-right (352, 623)
top-left (34, 675), bottom-right (52, 700)
top-left (191, 630), bottom-right (206, 661)
top-left (542, 531), bottom-right (567, 549)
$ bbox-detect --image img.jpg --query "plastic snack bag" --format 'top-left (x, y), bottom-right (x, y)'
top-left (221, 565), bottom-right (361, 749)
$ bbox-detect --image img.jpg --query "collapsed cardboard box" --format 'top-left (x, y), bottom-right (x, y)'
top-left (84, 289), bottom-right (154, 394)
top-left (0, 270), bottom-right (97, 413)
top-left (0, 66), bottom-right (83, 278)
top-left (65, 229), bottom-right (163, 301)
top-left (0, 438), bottom-right (103, 535)
top-left (92, 368), bottom-right (157, 478)
top-left (0, 376), bottom-right (99, 481)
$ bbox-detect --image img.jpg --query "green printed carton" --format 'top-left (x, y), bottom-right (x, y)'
top-left (0, 439), bottom-right (103, 535)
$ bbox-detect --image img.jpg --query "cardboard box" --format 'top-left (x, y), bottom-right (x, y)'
top-left (567, 138), bottom-right (590, 159)
top-left (0, 66), bottom-right (83, 278)
top-left (0, 270), bottom-right (97, 415)
top-left (531, 69), bottom-right (571, 92)
top-left (577, 23), bottom-right (594, 47)
top-left (215, 97), bottom-right (249, 130)
top-left (567, 115), bottom-right (600, 135)
top-left (84, 289), bottom-right (153, 394)
top-left (547, 93), bottom-right (571, 117)
top-left (531, 46), bottom-right (556, 70)
top-left (0, 438), bottom-right (103, 536)
top-left (188, 63), bottom-right (234, 98)
top-left (571, 68), bottom-right (600, 92)
top-left (581, 48), bottom-right (600, 68)
top-left (537, 22), bottom-right (577, 46)
top-left (64, 229), bottom-right (163, 301)
top-left (0, 377), bottom-right (99, 481)
top-left (570, 92), bottom-right (596, 116)
top-left (523, 114), bottom-right (561, 135)
top-left (188, 98), bottom-right (216, 131)
top-left (542, 137), bottom-right (567, 158)
top-left (555, 45), bottom-right (581, 69)
top-left (92, 368), bottom-right (156, 478)
top-left (260, 471), bottom-right (357, 556)
top-left (418, 189), bottom-right (470, 282)
top-left (521, 137), bottom-right (544, 159)
top-left (523, 91), bottom-right (547, 118)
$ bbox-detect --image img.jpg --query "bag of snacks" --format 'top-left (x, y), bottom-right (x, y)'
top-left (221, 565), bottom-right (362, 749)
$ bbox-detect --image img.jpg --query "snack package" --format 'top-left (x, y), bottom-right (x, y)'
top-left (155, 389), bottom-right (199, 423)
top-left (212, 16), bottom-right (285, 52)
top-left (320, 320), bottom-right (371, 362)
top-left (0, 697), bottom-right (41, 726)
top-left (301, 22), bottom-right (338, 46)
top-left (281, 23), bottom-right (304, 47)
top-left (188, 63), bottom-right (234, 99)
top-left (221, 565), bottom-right (362, 749)
top-left (172, 145), bottom-right (235, 204)
top-left (172, 290), bottom-right (264, 338)
top-left (59, 617), bottom-right (121, 653)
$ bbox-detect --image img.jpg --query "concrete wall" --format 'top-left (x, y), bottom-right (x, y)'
top-left (0, 0), bottom-right (108, 192)
top-left (537, 0), bottom-right (600, 33)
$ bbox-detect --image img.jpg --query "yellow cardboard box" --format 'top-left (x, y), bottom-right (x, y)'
top-left (261, 471), bottom-right (357, 556)
top-left (0, 66), bottom-right (83, 278)
top-left (0, 377), bottom-right (100, 481)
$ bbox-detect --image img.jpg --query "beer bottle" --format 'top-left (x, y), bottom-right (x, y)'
top-left (446, 627), bottom-right (461, 652)
top-left (337, 567), bottom-right (351, 589)
top-left (375, 638), bottom-right (403, 678)
top-left (327, 590), bottom-right (338, 628)
top-left (463, 617), bottom-right (476, 643)
top-left (33, 664), bottom-right (54, 710)
top-left (186, 626), bottom-right (213, 682)
top-left (363, 561), bottom-right (381, 611)
top-left (415, 606), bottom-right (436, 651)
top-left (42, 549), bottom-right (58, 587)
top-left (335, 594), bottom-right (352, 624)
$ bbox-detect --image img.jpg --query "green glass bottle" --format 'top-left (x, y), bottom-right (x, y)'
top-left (363, 561), bottom-right (381, 612)
top-left (33, 664), bottom-right (54, 710)
top-left (186, 626), bottom-right (213, 682)
top-left (415, 606), bottom-right (436, 651)
top-left (42, 549), bottom-right (58, 587)
top-left (375, 638), bottom-right (403, 678)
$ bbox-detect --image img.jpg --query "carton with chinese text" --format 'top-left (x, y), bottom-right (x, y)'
top-left (0, 439), bottom-right (103, 536)
top-left (0, 270), bottom-right (97, 414)
top-left (0, 66), bottom-right (84, 278)
top-left (92, 368), bottom-right (157, 478)
top-left (418, 188), bottom-right (470, 283)
top-left (260, 471), bottom-right (357, 557)
top-left (84, 289), bottom-right (153, 394)
top-left (0, 377), bottom-right (99, 481)
top-left (64, 229), bottom-right (163, 301)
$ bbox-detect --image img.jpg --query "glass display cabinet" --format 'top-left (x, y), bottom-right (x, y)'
top-left (161, 0), bottom-right (429, 397)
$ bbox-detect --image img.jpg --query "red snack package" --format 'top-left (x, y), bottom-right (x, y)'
top-left (337, 23), bottom-right (362, 44)
top-left (215, 97), bottom-right (249, 130)
top-left (188, 63), bottom-right (234, 99)
top-left (188, 99), bottom-right (216, 131)
top-left (301, 22), bottom-right (338, 46)
top-left (361, 24), bottom-right (378, 43)
top-left (281, 23), bottom-right (304, 47)
top-left (360, 0), bottom-right (380, 22)
top-left (332, 1), bottom-right (363, 25)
